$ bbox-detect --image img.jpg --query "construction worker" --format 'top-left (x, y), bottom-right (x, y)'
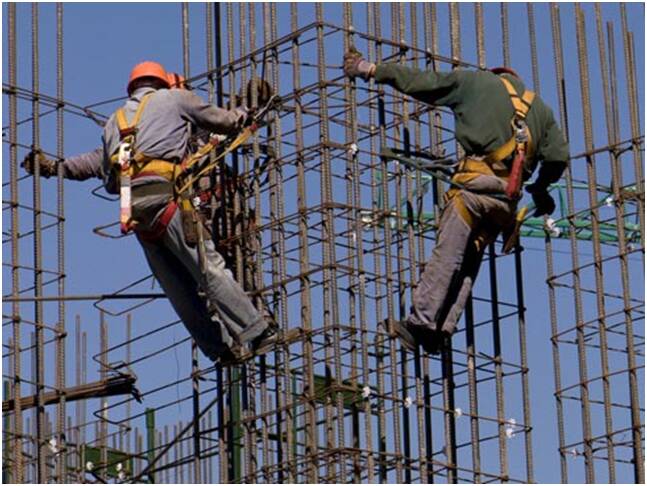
top-left (23, 61), bottom-right (276, 362)
top-left (343, 51), bottom-right (568, 354)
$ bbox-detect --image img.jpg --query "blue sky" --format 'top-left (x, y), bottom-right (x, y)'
top-left (3, 2), bottom-right (644, 483)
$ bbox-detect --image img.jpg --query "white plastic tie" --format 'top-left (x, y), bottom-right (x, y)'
top-left (348, 143), bottom-right (359, 157)
top-left (454, 407), bottom-right (463, 418)
top-left (545, 217), bottom-right (561, 238)
top-left (86, 461), bottom-right (95, 472)
top-left (48, 437), bottom-right (59, 454)
top-left (362, 386), bottom-right (371, 399)
top-left (404, 396), bottom-right (413, 408)
top-left (505, 417), bottom-right (517, 439)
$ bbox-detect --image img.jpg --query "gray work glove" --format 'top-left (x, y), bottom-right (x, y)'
top-left (232, 105), bottom-right (253, 129)
top-left (525, 182), bottom-right (556, 217)
top-left (343, 47), bottom-right (376, 81)
top-left (21, 150), bottom-right (58, 178)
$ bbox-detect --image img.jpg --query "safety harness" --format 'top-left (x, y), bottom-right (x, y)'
top-left (450, 76), bottom-right (535, 200)
top-left (111, 93), bottom-right (182, 235)
top-left (381, 75), bottom-right (536, 254)
top-left (110, 92), bottom-right (277, 243)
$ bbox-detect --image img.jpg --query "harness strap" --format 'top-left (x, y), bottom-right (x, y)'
top-left (498, 77), bottom-right (535, 118)
top-left (480, 77), bottom-right (535, 166)
top-left (135, 200), bottom-right (179, 243)
top-left (131, 159), bottom-right (182, 182)
top-left (115, 93), bottom-right (154, 136)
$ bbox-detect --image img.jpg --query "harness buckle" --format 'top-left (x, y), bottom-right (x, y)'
top-left (118, 140), bottom-right (133, 170)
top-left (513, 118), bottom-right (529, 144)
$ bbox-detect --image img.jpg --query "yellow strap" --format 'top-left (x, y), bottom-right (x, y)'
top-left (175, 124), bottom-right (256, 195)
top-left (115, 93), bottom-right (154, 132)
top-left (484, 135), bottom-right (516, 165)
top-left (131, 159), bottom-right (181, 181)
top-left (477, 77), bottom-right (536, 165)
top-left (498, 77), bottom-right (535, 119)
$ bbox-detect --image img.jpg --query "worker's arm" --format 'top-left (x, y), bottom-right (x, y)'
top-left (373, 64), bottom-right (464, 108)
top-left (177, 90), bottom-right (246, 136)
top-left (526, 110), bottom-right (569, 216)
top-left (343, 49), bottom-right (464, 108)
top-left (529, 111), bottom-right (569, 191)
top-left (22, 147), bottom-right (104, 181)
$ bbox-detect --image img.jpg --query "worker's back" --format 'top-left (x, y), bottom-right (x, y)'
top-left (100, 86), bottom-right (242, 194)
top-left (373, 66), bottom-right (569, 178)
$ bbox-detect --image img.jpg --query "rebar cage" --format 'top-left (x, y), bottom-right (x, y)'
top-left (2, 3), bottom-right (644, 484)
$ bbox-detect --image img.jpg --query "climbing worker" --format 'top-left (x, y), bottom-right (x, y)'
top-left (343, 50), bottom-right (569, 354)
top-left (22, 61), bottom-right (277, 362)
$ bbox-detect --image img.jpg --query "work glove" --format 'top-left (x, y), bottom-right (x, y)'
top-left (244, 78), bottom-right (273, 108)
top-left (21, 150), bottom-right (58, 178)
top-left (343, 47), bottom-right (376, 81)
top-left (525, 182), bottom-right (556, 217)
top-left (232, 105), bottom-right (254, 129)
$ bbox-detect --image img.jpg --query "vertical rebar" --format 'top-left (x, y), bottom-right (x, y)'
top-left (514, 246), bottom-right (534, 482)
top-left (547, 4), bottom-right (569, 481)
top-left (100, 313), bottom-right (109, 481)
top-left (590, 6), bottom-right (618, 482)
top-left (290, 3), bottom-right (318, 481)
top-left (620, 5), bottom-right (645, 252)
top-left (609, 19), bottom-right (646, 485)
top-left (55, 3), bottom-right (66, 482)
top-left (527, 3), bottom-right (540, 93)
top-left (489, 246), bottom-right (508, 481)
top-left (8, 3), bottom-right (23, 482)
top-left (475, 3), bottom-right (486, 68)
top-left (31, 4), bottom-right (47, 481)
top-left (500, 3), bottom-right (510, 66)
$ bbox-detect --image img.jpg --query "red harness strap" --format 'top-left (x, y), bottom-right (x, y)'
top-left (135, 200), bottom-right (179, 243)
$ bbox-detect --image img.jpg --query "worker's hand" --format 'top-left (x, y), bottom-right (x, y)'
top-left (21, 150), bottom-right (57, 178)
top-left (526, 183), bottom-right (556, 217)
top-left (343, 47), bottom-right (376, 81)
top-left (244, 78), bottom-right (273, 108)
top-left (232, 106), bottom-right (254, 129)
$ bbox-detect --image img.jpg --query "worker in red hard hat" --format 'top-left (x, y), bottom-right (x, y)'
top-left (343, 50), bottom-right (569, 355)
top-left (23, 61), bottom-right (276, 363)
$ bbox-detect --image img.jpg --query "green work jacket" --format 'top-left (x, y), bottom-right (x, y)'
top-left (374, 64), bottom-right (569, 181)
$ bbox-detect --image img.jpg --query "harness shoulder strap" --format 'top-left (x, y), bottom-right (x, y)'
top-left (115, 93), bottom-right (154, 135)
top-left (498, 77), bottom-right (535, 120)
top-left (484, 77), bottom-right (536, 164)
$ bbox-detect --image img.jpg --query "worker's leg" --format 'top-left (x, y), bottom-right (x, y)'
top-left (162, 211), bottom-right (267, 346)
top-left (137, 235), bottom-right (233, 360)
top-left (436, 235), bottom-right (486, 335)
top-left (409, 190), bottom-right (479, 335)
top-left (435, 190), bottom-right (516, 334)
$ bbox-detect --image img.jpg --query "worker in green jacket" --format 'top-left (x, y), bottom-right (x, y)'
top-left (344, 50), bottom-right (569, 354)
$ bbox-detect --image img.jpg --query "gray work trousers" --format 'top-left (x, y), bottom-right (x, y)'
top-left (409, 174), bottom-right (516, 336)
top-left (136, 209), bottom-right (266, 360)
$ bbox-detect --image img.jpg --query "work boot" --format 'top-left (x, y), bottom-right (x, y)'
top-left (391, 320), bottom-right (419, 351)
top-left (218, 342), bottom-right (249, 366)
top-left (420, 330), bottom-right (451, 356)
top-left (251, 325), bottom-right (279, 353)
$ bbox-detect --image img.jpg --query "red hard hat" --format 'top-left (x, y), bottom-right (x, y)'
top-left (167, 72), bottom-right (187, 89)
top-left (489, 66), bottom-right (520, 78)
top-left (127, 61), bottom-right (170, 94)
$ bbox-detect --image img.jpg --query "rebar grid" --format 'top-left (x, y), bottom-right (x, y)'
top-left (2, 3), bottom-right (644, 484)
